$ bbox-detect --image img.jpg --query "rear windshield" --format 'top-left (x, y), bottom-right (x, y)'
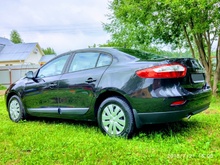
top-left (116, 48), bottom-right (163, 60)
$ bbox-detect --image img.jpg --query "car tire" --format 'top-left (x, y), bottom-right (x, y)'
top-left (97, 97), bottom-right (135, 138)
top-left (8, 95), bottom-right (26, 122)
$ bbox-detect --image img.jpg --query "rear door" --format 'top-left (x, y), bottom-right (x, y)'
top-left (57, 52), bottom-right (112, 118)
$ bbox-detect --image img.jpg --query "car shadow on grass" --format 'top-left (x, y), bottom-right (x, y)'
top-left (25, 116), bottom-right (203, 139)
top-left (134, 119), bottom-right (202, 138)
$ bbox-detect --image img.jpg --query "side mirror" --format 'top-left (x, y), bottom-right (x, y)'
top-left (25, 71), bottom-right (34, 79)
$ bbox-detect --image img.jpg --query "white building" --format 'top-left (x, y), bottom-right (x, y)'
top-left (0, 37), bottom-right (44, 66)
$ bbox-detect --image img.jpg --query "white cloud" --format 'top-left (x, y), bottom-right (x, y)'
top-left (0, 0), bottom-right (111, 54)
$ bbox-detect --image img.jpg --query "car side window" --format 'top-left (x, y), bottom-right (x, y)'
top-left (37, 55), bottom-right (70, 78)
top-left (97, 53), bottom-right (112, 67)
top-left (69, 52), bottom-right (99, 72)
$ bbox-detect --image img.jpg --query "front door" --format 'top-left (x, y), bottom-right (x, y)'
top-left (23, 54), bottom-right (71, 117)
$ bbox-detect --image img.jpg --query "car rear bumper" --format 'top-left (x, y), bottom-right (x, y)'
top-left (133, 105), bottom-right (209, 128)
top-left (132, 89), bottom-right (212, 128)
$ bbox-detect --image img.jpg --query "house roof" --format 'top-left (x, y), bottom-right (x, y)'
top-left (0, 45), bottom-right (4, 52)
top-left (39, 54), bottom-right (56, 63)
top-left (0, 37), bottom-right (13, 45)
top-left (0, 43), bottom-right (38, 62)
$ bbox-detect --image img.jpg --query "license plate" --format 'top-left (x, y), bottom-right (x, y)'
top-left (191, 74), bottom-right (205, 83)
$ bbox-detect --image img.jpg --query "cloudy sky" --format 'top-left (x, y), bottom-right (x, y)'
top-left (0, 0), bottom-right (111, 54)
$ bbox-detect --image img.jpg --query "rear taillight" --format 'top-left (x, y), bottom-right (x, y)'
top-left (136, 63), bottom-right (187, 79)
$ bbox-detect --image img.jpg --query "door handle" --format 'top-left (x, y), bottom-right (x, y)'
top-left (86, 78), bottom-right (96, 83)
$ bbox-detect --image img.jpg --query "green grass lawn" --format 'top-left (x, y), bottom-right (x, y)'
top-left (0, 85), bottom-right (6, 90)
top-left (0, 95), bottom-right (219, 165)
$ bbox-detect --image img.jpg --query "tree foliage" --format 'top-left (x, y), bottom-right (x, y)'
top-left (42, 47), bottom-right (56, 55)
top-left (10, 30), bottom-right (23, 44)
top-left (104, 0), bottom-right (220, 94)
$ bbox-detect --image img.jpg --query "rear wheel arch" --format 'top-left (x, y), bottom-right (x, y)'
top-left (94, 90), bottom-right (133, 118)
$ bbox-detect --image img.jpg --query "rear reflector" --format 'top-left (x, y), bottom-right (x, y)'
top-left (170, 100), bottom-right (187, 106)
top-left (136, 63), bottom-right (187, 79)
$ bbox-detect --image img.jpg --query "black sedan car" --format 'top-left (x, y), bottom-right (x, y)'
top-left (5, 48), bottom-right (212, 137)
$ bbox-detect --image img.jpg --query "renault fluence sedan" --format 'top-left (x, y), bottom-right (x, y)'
top-left (5, 48), bottom-right (212, 137)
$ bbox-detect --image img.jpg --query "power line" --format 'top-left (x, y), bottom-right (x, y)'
top-left (1, 23), bottom-right (104, 30)
top-left (0, 23), bottom-right (106, 35)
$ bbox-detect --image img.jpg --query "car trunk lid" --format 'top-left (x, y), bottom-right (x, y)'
top-left (169, 58), bottom-right (207, 91)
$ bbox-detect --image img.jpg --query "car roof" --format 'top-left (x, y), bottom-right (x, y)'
top-left (59, 47), bottom-right (165, 62)
top-left (60, 47), bottom-right (139, 62)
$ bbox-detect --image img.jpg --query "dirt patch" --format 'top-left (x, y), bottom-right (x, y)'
top-left (203, 109), bottom-right (220, 115)
top-left (0, 90), bottom-right (6, 95)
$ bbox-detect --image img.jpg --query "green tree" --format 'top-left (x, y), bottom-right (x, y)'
top-left (10, 30), bottom-right (23, 44)
top-left (104, 0), bottom-right (220, 94)
top-left (42, 47), bottom-right (56, 55)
